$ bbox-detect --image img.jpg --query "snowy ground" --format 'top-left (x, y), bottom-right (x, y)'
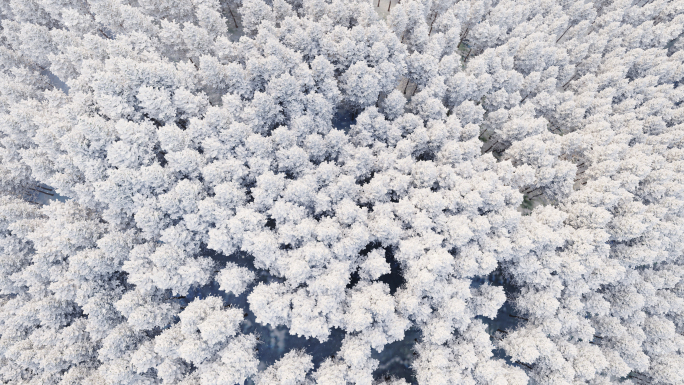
top-left (22, 184), bottom-right (69, 206)
top-left (42, 70), bottom-right (70, 95)
top-left (222, 2), bottom-right (245, 41)
top-left (372, 0), bottom-right (399, 21)
top-left (332, 107), bottom-right (357, 132)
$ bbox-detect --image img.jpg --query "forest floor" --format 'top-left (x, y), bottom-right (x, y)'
top-left (373, 0), bottom-right (399, 21)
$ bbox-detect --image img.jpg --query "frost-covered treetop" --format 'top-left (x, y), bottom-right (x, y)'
top-left (0, 0), bottom-right (683, 384)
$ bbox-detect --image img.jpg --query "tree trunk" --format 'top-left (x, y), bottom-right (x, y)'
top-left (562, 73), bottom-right (578, 88)
top-left (428, 14), bottom-right (437, 35)
top-left (459, 27), bottom-right (469, 46)
top-left (403, 79), bottom-right (410, 94)
top-left (556, 23), bottom-right (573, 43)
top-left (228, 8), bottom-right (239, 28)
top-left (484, 141), bottom-right (499, 153)
top-left (27, 187), bottom-right (54, 196)
top-left (377, 0), bottom-right (380, 7)
top-left (189, 57), bottom-right (199, 69)
top-left (387, 0), bottom-right (391, 11)
top-left (464, 48), bottom-right (472, 62)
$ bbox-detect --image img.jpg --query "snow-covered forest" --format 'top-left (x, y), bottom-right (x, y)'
top-left (0, 0), bottom-right (683, 383)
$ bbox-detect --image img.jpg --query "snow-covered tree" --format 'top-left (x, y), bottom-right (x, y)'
top-left (1, 0), bottom-right (684, 384)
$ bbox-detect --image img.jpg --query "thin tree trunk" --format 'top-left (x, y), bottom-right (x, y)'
top-left (403, 79), bottom-right (410, 94)
top-left (459, 27), bottom-right (469, 46)
top-left (27, 187), bottom-right (54, 196)
top-left (428, 14), bottom-right (437, 35)
top-left (388, 0), bottom-right (391, 11)
top-left (562, 73), bottom-right (578, 88)
top-left (411, 83), bottom-right (418, 96)
top-left (377, 0), bottom-right (381, 7)
top-left (464, 48), bottom-right (472, 62)
top-left (520, 93), bottom-right (530, 103)
top-left (228, 8), bottom-right (239, 28)
top-left (401, 32), bottom-right (405, 43)
top-left (556, 23), bottom-right (573, 43)
top-left (484, 141), bottom-right (499, 153)
top-left (550, 124), bottom-right (563, 134)
top-left (189, 57), bottom-right (199, 69)
top-left (493, 329), bottom-right (508, 340)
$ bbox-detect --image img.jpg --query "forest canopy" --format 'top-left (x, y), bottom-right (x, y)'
top-left (0, 0), bottom-right (683, 384)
